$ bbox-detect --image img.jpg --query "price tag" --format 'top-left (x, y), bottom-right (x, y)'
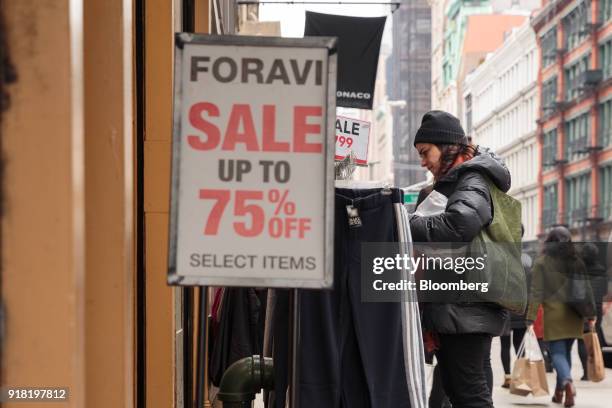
top-left (335, 115), bottom-right (370, 165)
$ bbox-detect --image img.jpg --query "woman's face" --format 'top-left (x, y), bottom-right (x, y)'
top-left (416, 143), bottom-right (442, 175)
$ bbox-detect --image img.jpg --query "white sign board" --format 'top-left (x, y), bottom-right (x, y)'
top-left (168, 34), bottom-right (337, 288)
top-left (335, 115), bottom-right (370, 165)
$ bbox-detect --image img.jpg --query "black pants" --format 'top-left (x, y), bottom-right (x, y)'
top-left (273, 188), bottom-right (410, 408)
top-left (436, 334), bottom-right (494, 408)
top-left (500, 328), bottom-right (526, 375)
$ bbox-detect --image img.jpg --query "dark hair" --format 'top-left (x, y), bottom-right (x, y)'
top-left (543, 226), bottom-right (577, 258)
top-left (435, 143), bottom-right (478, 179)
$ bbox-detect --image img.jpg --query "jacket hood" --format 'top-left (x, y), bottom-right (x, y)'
top-left (439, 147), bottom-right (511, 192)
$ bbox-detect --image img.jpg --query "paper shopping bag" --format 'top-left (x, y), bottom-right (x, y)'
top-left (528, 359), bottom-right (549, 397)
top-left (510, 358), bottom-right (531, 396)
top-left (510, 326), bottom-right (549, 396)
top-left (583, 329), bottom-right (605, 382)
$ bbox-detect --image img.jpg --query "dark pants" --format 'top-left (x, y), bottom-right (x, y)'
top-left (273, 188), bottom-right (410, 408)
top-left (500, 328), bottom-right (526, 375)
top-left (435, 333), bottom-right (494, 408)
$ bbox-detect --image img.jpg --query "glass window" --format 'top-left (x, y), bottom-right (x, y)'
top-left (600, 38), bottom-right (612, 80)
top-left (600, 165), bottom-right (612, 220)
top-left (564, 54), bottom-right (589, 101)
top-left (563, 1), bottom-right (591, 51)
top-left (600, 99), bottom-right (612, 147)
top-left (541, 27), bottom-right (557, 67)
top-left (543, 129), bottom-right (558, 169)
top-left (565, 113), bottom-right (590, 162)
top-left (543, 183), bottom-right (558, 227)
top-left (601, 0), bottom-right (612, 22)
top-left (565, 172), bottom-right (591, 226)
top-left (542, 76), bottom-right (558, 115)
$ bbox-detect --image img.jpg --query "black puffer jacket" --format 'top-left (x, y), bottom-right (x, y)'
top-left (411, 148), bottom-right (511, 335)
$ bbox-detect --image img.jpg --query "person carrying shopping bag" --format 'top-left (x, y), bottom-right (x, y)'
top-left (526, 226), bottom-right (596, 407)
top-left (410, 110), bottom-right (519, 408)
top-left (509, 325), bottom-right (549, 397)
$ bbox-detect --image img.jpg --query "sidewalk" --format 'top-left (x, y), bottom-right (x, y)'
top-left (490, 336), bottom-right (612, 408)
top-left (250, 335), bottom-right (612, 407)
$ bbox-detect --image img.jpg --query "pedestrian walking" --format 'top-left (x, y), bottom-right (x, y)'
top-left (577, 242), bottom-right (607, 380)
top-left (410, 110), bottom-right (512, 408)
top-left (526, 226), bottom-right (596, 407)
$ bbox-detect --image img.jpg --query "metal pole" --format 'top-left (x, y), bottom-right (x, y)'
top-left (262, 289), bottom-right (277, 407)
top-left (204, 290), bottom-right (212, 408)
top-left (181, 1), bottom-right (195, 404)
top-left (290, 289), bottom-right (300, 408)
top-left (195, 286), bottom-right (211, 408)
top-left (184, 288), bottom-right (194, 407)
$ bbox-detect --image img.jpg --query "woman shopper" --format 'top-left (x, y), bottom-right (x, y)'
top-left (526, 226), bottom-right (596, 407)
top-left (577, 243), bottom-right (608, 380)
top-left (410, 110), bottom-right (511, 408)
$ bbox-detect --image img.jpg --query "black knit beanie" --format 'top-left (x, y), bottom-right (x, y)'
top-left (413, 110), bottom-right (468, 146)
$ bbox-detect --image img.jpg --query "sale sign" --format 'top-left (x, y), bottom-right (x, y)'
top-left (168, 34), bottom-right (337, 288)
top-left (335, 116), bottom-right (370, 165)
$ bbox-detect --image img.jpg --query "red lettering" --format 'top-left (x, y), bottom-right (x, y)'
top-left (293, 106), bottom-right (322, 153)
top-left (222, 104), bottom-right (260, 151)
top-left (262, 105), bottom-right (290, 152)
top-left (188, 102), bottom-right (221, 150)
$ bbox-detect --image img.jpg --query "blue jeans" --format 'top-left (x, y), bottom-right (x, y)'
top-left (548, 338), bottom-right (575, 389)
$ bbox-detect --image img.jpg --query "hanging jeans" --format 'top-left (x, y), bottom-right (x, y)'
top-left (548, 338), bottom-right (575, 389)
top-left (300, 188), bottom-right (410, 408)
top-left (274, 188), bottom-right (412, 408)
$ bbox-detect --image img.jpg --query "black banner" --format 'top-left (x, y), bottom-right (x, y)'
top-left (304, 11), bottom-right (386, 110)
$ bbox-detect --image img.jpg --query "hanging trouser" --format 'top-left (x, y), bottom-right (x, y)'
top-left (274, 188), bottom-right (411, 408)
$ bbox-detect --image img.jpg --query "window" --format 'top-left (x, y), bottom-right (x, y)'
top-left (601, 0), bottom-right (612, 22)
top-left (564, 54), bottom-right (589, 101)
top-left (543, 183), bottom-right (558, 227)
top-left (542, 76), bottom-right (558, 113)
top-left (600, 99), bottom-right (612, 147)
top-left (565, 172), bottom-right (591, 226)
top-left (565, 113), bottom-right (590, 162)
top-left (600, 38), bottom-right (612, 80)
top-left (543, 129), bottom-right (558, 168)
top-left (563, 1), bottom-right (591, 51)
top-left (600, 165), bottom-right (612, 220)
top-left (541, 27), bottom-right (558, 67)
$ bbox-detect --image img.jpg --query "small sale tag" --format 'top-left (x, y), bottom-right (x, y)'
top-left (335, 116), bottom-right (370, 165)
top-left (346, 205), bottom-right (362, 228)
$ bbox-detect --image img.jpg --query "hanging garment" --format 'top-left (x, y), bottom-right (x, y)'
top-left (398, 203), bottom-right (427, 408)
top-left (273, 187), bottom-right (426, 408)
top-left (209, 288), bottom-right (266, 386)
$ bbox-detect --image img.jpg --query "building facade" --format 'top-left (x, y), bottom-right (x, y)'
top-left (389, 0), bottom-right (431, 187)
top-left (354, 43), bottom-right (395, 183)
top-left (463, 21), bottom-right (540, 240)
top-left (437, 0), bottom-right (493, 116)
top-left (1, 1), bottom-right (237, 407)
top-left (532, 0), bottom-right (612, 240)
top-left (433, 0), bottom-right (539, 118)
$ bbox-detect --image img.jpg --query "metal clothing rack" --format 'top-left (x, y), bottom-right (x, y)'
top-left (237, 0), bottom-right (402, 13)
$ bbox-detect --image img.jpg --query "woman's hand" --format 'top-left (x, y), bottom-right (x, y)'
top-left (587, 318), bottom-right (597, 330)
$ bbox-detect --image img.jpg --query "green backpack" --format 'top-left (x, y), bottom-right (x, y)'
top-left (465, 177), bottom-right (528, 314)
